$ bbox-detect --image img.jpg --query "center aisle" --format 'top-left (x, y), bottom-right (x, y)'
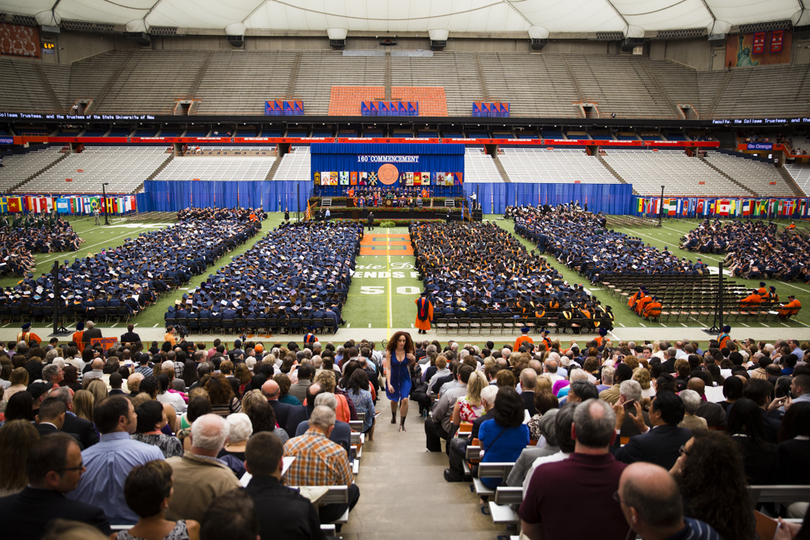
top-left (340, 395), bottom-right (505, 539)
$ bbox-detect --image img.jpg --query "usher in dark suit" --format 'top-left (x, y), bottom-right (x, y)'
top-left (0, 487), bottom-right (112, 540)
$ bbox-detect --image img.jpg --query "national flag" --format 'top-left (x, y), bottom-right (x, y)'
top-left (652, 199), bottom-right (661, 215)
top-left (637, 198), bottom-right (644, 213)
top-left (729, 200), bottom-right (736, 217)
top-left (56, 198), bottom-right (69, 214)
top-left (697, 199), bottom-right (705, 215)
top-left (117, 198), bottom-right (125, 213)
top-left (106, 197), bottom-right (114, 214)
top-left (0, 197), bottom-right (6, 214)
top-left (7, 197), bottom-right (22, 213)
top-left (44, 197), bottom-right (54, 212)
top-left (801, 200), bottom-right (808, 217)
top-left (742, 200), bottom-right (751, 216)
top-left (682, 199), bottom-right (689, 216)
top-left (716, 200), bottom-right (730, 216)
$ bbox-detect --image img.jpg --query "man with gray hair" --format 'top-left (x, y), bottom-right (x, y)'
top-left (166, 414), bottom-right (241, 522)
top-left (520, 399), bottom-right (629, 540)
top-left (41, 363), bottom-right (64, 387)
top-left (294, 391), bottom-right (353, 460)
top-left (617, 380), bottom-right (651, 439)
top-left (284, 405), bottom-right (360, 526)
top-left (520, 368), bottom-right (538, 416)
top-left (677, 389), bottom-right (707, 431)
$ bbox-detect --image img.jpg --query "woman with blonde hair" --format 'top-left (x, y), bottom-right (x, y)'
top-left (241, 389), bottom-right (267, 414)
top-left (73, 390), bottom-right (95, 423)
top-left (86, 378), bottom-right (108, 405)
top-left (633, 366), bottom-right (655, 400)
top-left (0, 420), bottom-right (40, 497)
top-left (451, 370), bottom-right (487, 428)
top-left (3, 367), bottom-right (29, 404)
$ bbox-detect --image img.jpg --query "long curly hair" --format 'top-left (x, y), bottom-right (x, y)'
top-left (386, 331), bottom-right (414, 357)
top-left (677, 430), bottom-right (755, 540)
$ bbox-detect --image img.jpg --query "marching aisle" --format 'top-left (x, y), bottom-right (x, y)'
top-left (340, 394), bottom-right (505, 539)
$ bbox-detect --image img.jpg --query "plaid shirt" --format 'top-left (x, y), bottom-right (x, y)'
top-left (283, 427), bottom-right (351, 487)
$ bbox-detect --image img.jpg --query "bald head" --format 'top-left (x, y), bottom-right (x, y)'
top-left (91, 359), bottom-right (103, 370)
top-left (262, 379), bottom-right (280, 400)
top-left (686, 377), bottom-right (705, 396)
top-left (619, 462), bottom-right (683, 531)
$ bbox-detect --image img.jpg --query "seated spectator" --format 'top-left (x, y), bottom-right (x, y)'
top-left (677, 389), bottom-right (707, 431)
top-left (617, 380), bottom-right (651, 439)
top-left (206, 373), bottom-right (241, 417)
top-left (526, 391), bottom-right (559, 441)
top-left (0, 432), bottom-right (112, 538)
top-left (284, 405), bottom-right (359, 526)
top-left (445, 384), bottom-right (498, 483)
top-left (0, 419), bottom-right (40, 497)
top-left (217, 412), bottom-right (252, 477)
top-left (248, 399), bottom-right (290, 445)
top-left (727, 397), bottom-right (779, 485)
top-left (68, 395), bottom-right (165, 525)
top-left (519, 399), bottom-right (629, 540)
top-left (131, 401), bottom-right (183, 459)
top-left (118, 460), bottom-right (196, 540)
top-left (477, 387), bottom-right (530, 489)
top-left (611, 390), bottom-right (692, 470)
top-left (198, 489), bottom-right (257, 540)
top-left (506, 407), bottom-right (560, 488)
top-left (618, 462), bottom-right (723, 540)
top-left (687, 378), bottom-right (726, 428)
top-left (344, 369), bottom-right (376, 440)
top-left (669, 430), bottom-right (756, 540)
top-left (518, 403), bottom-right (578, 492)
top-left (244, 431), bottom-right (325, 540)
top-left (166, 414), bottom-right (240, 522)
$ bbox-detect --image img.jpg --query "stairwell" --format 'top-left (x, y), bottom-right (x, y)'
top-left (706, 70), bottom-right (734, 118)
top-left (285, 52), bottom-right (303, 99)
top-left (778, 166), bottom-right (807, 197)
top-left (474, 53), bottom-right (490, 102)
top-left (561, 55), bottom-right (585, 104)
top-left (33, 64), bottom-right (63, 114)
top-left (11, 152), bottom-right (68, 193)
top-left (264, 156), bottom-right (282, 181)
top-left (132, 153), bottom-right (175, 194)
top-left (636, 61), bottom-right (680, 118)
top-left (88, 51), bottom-right (134, 113)
top-left (698, 155), bottom-right (758, 196)
top-left (597, 154), bottom-right (630, 187)
top-left (492, 154), bottom-right (511, 183)
top-left (187, 51), bottom-right (214, 98)
top-left (384, 50), bottom-right (392, 101)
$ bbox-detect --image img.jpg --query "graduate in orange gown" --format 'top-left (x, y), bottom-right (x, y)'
top-left (415, 292), bottom-right (434, 334)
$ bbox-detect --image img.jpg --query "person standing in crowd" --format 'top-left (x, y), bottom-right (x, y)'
top-left (414, 292), bottom-right (433, 335)
top-left (384, 331), bottom-right (416, 432)
top-left (367, 210), bottom-right (374, 231)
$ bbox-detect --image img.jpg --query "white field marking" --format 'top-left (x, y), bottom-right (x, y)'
top-left (153, 323), bottom-right (159, 327)
top-left (781, 322), bottom-right (790, 327)
top-left (681, 323), bottom-right (688, 327)
top-left (1, 323), bottom-right (9, 328)
top-left (740, 323), bottom-right (750, 327)
top-left (619, 323), bottom-right (625, 327)
top-left (347, 323), bottom-right (351, 328)
top-left (133, 323), bottom-right (138, 326)
top-left (368, 324), bottom-right (372, 328)
top-left (639, 323), bottom-right (646, 327)
top-left (111, 323), bottom-right (118, 327)
top-left (661, 324), bottom-right (668, 328)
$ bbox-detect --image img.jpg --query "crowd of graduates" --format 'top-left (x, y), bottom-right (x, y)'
top-left (512, 205), bottom-right (703, 284)
top-left (0, 214), bottom-right (261, 321)
top-left (681, 219), bottom-right (810, 282)
top-left (0, 215), bottom-right (83, 277)
top-left (177, 207), bottom-right (266, 222)
top-left (410, 221), bottom-right (613, 331)
top-left (168, 221), bottom-right (361, 333)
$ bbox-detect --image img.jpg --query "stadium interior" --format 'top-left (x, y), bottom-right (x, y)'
top-left (1, 1), bottom-right (810, 539)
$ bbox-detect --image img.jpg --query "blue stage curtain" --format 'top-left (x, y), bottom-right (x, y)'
top-left (463, 183), bottom-right (632, 214)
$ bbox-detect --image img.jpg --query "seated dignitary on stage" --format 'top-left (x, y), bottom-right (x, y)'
top-left (0, 432), bottom-right (112, 539)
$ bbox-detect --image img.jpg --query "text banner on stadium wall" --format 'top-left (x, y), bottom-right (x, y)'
top-left (631, 196), bottom-right (809, 219)
top-left (310, 143), bottom-right (464, 197)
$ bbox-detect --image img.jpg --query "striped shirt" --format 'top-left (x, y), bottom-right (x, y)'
top-left (283, 427), bottom-right (352, 488)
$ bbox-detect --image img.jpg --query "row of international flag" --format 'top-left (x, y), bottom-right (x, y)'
top-left (0, 195), bottom-right (137, 215)
top-left (633, 197), bottom-right (809, 218)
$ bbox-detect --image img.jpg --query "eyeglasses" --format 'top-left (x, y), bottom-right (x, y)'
top-left (59, 462), bottom-right (84, 472)
top-left (679, 444), bottom-right (689, 457)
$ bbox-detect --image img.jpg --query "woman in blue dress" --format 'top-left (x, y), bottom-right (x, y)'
top-left (384, 331), bottom-right (416, 432)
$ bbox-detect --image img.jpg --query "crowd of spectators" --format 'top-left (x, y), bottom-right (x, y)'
top-left (177, 207), bottom-right (266, 222)
top-left (0, 217), bottom-right (261, 320)
top-left (415, 333), bottom-right (810, 540)
top-left (411, 221), bottom-right (613, 330)
top-left (512, 204), bottom-right (702, 284)
top-left (170, 221), bottom-right (361, 333)
top-left (0, 333), bottom-right (390, 539)
top-left (682, 219), bottom-right (810, 282)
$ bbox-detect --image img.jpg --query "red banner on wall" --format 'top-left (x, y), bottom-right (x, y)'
top-left (0, 23), bottom-right (40, 58)
top-left (753, 32), bottom-right (766, 54)
top-left (771, 30), bottom-right (784, 53)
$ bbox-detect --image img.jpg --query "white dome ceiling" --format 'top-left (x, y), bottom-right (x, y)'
top-left (5, 0), bottom-right (803, 35)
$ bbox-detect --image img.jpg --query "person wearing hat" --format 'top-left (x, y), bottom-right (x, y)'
top-left (642, 296), bottom-right (662, 320)
top-left (740, 289), bottom-right (762, 308)
top-left (756, 282), bottom-right (768, 298)
top-left (766, 286), bottom-right (779, 304)
top-left (540, 329), bottom-right (552, 351)
top-left (594, 328), bottom-right (610, 348)
top-left (414, 292), bottom-right (433, 335)
top-left (717, 326), bottom-right (732, 350)
top-left (514, 326), bottom-right (533, 352)
top-left (778, 295), bottom-right (802, 320)
top-left (17, 322), bottom-right (41, 346)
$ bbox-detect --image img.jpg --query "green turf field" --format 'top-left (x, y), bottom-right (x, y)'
top-left (4, 212), bottom-right (810, 334)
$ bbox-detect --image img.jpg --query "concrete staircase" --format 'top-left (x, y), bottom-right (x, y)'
top-left (87, 51), bottom-right (134, 113)
top-left (474, 53), bottom-right (490, 102)
top-left (34, 64), bottom-right (64, 114)
top-left (597, 154), bottom-right (631, 188)
top-left (561, 55), bottom-right (585, 104)
top-left (637, 60), bottom-right (681, 118)
top-left (706, 70), bottom-right (733, 118)
top-left (187, 51), bottom-right (214, 98)
top-left (11, 152), bottom-right (68, 193)
top-left (698, 155), bottom-right (758, 196)
top-left (778, 166), bottom-right (807, 197)
top-left (285, 52), bottom-right (303, 99)
top-left (264, 156), bottom-right (282, 181)
top-left (492, 154), bottom-right (511, 183)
